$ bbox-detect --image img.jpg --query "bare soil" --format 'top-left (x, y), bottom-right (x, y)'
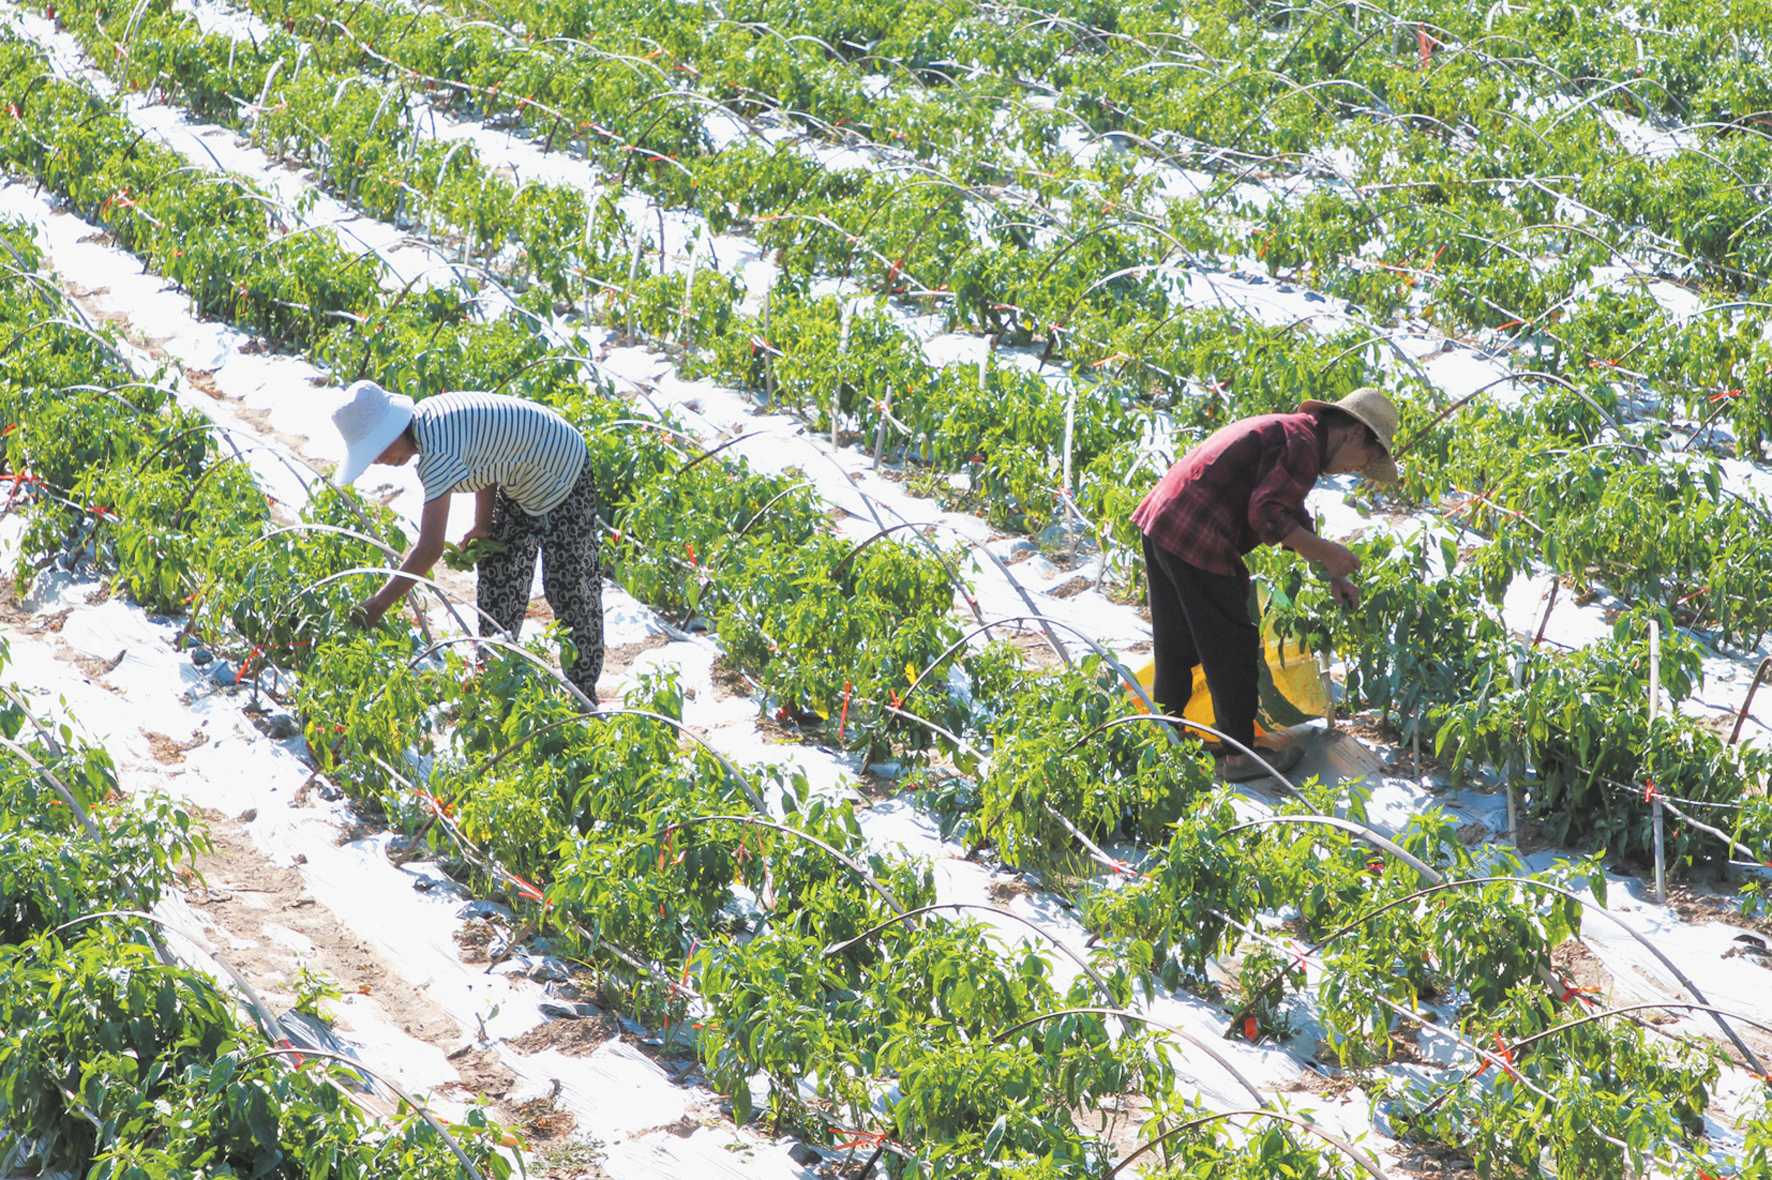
top-left (1049, 575), bottom-right (1092, 599)
top-left (143, 726), bottom-right (210, 765)
top-left (507, 1014), bottom-right (623, 1057)
top-left (1005, 626), bottom-right (1068, 670)
top-left (186, 813), bottom-right (476, 1061)
top-left (1667, 881), bottom-right (1772, 942)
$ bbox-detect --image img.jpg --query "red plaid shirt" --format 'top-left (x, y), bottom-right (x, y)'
top-left (1133, 412), bottom-right (1325, 577)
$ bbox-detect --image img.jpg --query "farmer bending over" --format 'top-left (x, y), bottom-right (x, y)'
top-left (330, 380), bottom-right (604, 701)
top-left (1134, 387), bottom-right (1398, 782)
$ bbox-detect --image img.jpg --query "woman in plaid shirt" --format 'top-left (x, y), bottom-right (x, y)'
top-left (1134, 387), bottom-right (1399, 782)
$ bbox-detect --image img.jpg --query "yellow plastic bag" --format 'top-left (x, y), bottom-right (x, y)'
top-left (1126, 589), bottom-right (1330, 736)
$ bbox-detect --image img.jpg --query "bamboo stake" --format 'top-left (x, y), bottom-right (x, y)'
top-left (1412, 704), bottom-right (1423, 785)
top-left (1728, 656), bottom-right (1772, 744)
top-left (1533, 577), bottom-right (1559, 645)
top-left (1318, 649), bottom-right (1335, 730)
top-left (761, 288), bottom-right (776, 406)
top-left (1650, 619), bottom-right (1666, 905)
top-left (1507, 643), bottom-right (1528, 843)
top-left (871, 385), bottom-right (892, 472)
top-left (834, 298), bottom-right (854, 449)
top-left (678, 229), bottom-right (700, 351)
top-left (625, 231), bottom-right (644, 341)
top-left (1061, 390), bottom-right (1077, 559)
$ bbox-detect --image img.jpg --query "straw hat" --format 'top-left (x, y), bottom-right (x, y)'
top-left (1298, 386), bottom-right (1399, 484)
top-left (331, 380), bottom-right (415, 487)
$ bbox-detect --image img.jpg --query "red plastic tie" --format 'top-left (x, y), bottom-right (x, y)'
top-left (1476, 1031), bottom-right (1516, 1077)
top-left (507, 872), bottom-right (546, 904)
top-left (1559, 981), bottom-right (1600, 1007)
top-left (234, 646), bottom-right (264, 685)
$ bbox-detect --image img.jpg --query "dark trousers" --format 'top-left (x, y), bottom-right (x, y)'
top-left (477, 465), bottom-right (605, 697)
top-left (1142, 535), bottom-right (1259, 750)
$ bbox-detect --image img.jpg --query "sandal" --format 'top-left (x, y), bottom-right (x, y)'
top-left (1222, 743), bottom-right (1305, 783)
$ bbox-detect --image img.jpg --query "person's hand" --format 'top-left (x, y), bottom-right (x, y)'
top-left (349, 597), bottom-right (386, 629)
top-left (1328, 575), bottom-right (1361, 609)
top-left (460, 522), bottom-right (490, 545)
top-left (1318, 541), bottom-right (1361, 579)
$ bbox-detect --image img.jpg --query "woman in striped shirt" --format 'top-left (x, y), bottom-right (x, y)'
top-left (331, 380), bottom-right (604, 701)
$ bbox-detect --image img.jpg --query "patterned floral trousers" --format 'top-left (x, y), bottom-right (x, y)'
top-left (477, 464), bottom-right (604, 700)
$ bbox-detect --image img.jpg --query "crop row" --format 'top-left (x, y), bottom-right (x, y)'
top-left (41, 0), bottom-right (1772, 666)
top-left (3, 158), bottom-right (1770, 1180)
top-left (7, 6), bottom-right (1772, 1176)
top-left (0, 204), bottom-right (1363, 1175)
top-left (57, 0), bottom-right (1772, 452)
top-left (0, 233), bottom-right (514, 1176)
top-left (24, 0), bottom-right (1772, 869)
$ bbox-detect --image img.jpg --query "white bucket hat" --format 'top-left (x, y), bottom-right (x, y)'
top-left (331, 380), bottom-right (415, 487)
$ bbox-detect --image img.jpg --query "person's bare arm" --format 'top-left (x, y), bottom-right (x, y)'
top-left (352, 495), bottom-right (451, 627)
top-left (1278, 523), bottom-right (1359, 577)
top-left (462, 485), bottom-right (498, 544)
top-left (1279, 523), bottom-right (1362, 607)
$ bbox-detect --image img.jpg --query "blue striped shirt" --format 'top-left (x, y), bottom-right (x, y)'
top-left (411, 392), bottom-right (586, 515)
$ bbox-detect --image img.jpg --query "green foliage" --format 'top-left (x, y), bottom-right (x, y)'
top-left (1256, 530), bottom-right (1516, 728)
top-left (291, 629), bottom-right (443, 798)
top-left (1394, 989), bottom-right (1720, 1180)
top-left (1436, 614), bottom-right (1772, 861)
top-left (0, 766), bottom-right (206, 945)
top-left (0, 925), bottom-right (513, 1177)
top-left (1080, 792), bottom-right (1266, 986)
top-left (13, 0), bottom-right (1772, 1171)
top-left (973, 655), bottom-right (1216, 864)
